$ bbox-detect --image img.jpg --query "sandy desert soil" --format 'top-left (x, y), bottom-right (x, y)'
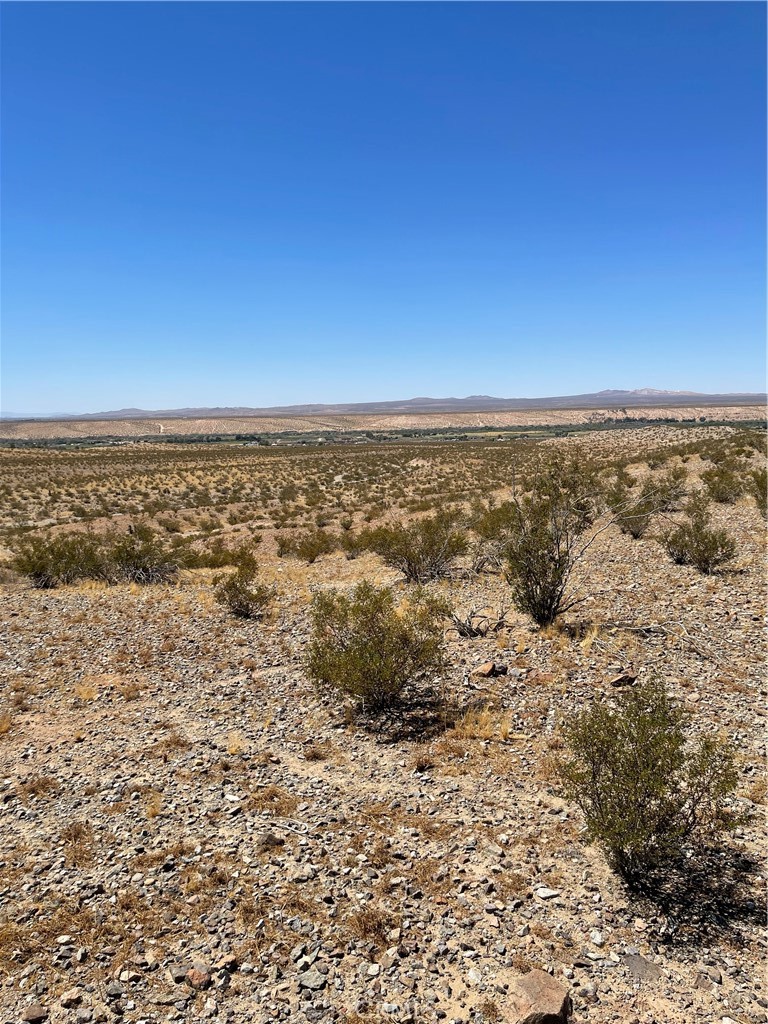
top-left (1, 425), bottom-right (766, 1024)
top-left (0, 405), bottom-right (763, 441)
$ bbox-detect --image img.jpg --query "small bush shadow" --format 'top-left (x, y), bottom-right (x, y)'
top-left (351, 684), bottom-right (464, 744)
top-left (625, 844), bottom-right (764, 950)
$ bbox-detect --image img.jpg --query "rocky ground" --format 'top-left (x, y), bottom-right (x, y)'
top-left (1, 431), bottom-right (766, 1024)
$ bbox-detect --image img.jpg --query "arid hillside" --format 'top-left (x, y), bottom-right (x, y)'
top-left (1, 424), bottom-right (766, 1024)
top-left (0, 404), bottom-right (763, 441)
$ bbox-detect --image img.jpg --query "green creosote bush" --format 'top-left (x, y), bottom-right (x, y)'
top-left (213, 567), bottom-right (272, 619)
top-left (362, 509), bottom-right (468, 583)
top-left (605, 465), bottom-right (687, 540)
top-left (469, 499), bottom-right (519, 573)
top-left (305, 581), bottom-right (446, 711)
top-left (275, 532), bottom-right (294, 558)
top-left (701, 462), bottom-right (745, 504)
top-left (175, 537), bottom-right (261, 570)
top-left (107, 523), bottom-right (178, 584)
top-left (663, 493), bottom-right (736, 574)
top-left (607, 480), bottom-right (657, 539)
top-left (339, 530), bottom-right (366, 561)
top-left (9, 530), bottom-right (108, 588)
top-left (747, 468), bottom-right (767, 518)
top-left (503, 455), bottom-right (601, 626)
top-left (603, 472), bottom-right (629, 516)
top-left (653, 465), bottom-right (688, 511)
top-left (556, 676), bottom-right (740, 880)
top-left (9, 523), bottom-right (177, 588)
top-left (291, 527), bottom-right (338, 564)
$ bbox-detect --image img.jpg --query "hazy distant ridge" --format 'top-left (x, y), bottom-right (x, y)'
top-left (5, 389), bottom-right (765, 421)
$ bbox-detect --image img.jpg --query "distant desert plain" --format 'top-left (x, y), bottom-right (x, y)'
top-left (1, 390), bottom-right (765, 441)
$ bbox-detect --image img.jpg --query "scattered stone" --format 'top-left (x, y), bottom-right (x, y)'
top-left (534, 886), bottom-right (561, 901)
top-left (508, 968), bottom-right (572, 1023)
top-left (22, 1006), bottom-right (48, 1024)
top-left (472, 661), bottom-right (508, 678)
top-left (60, 989), bottom-right (82, 1009)
top-left (1, 430), bottom-right (763, 1024)
top-left (623, 953), bottom-right (663, 983)
top-left (186, 966), bottom-right (212, 990)
top-left (297, 968), bottom-right (327, 991)
top-left (608, 671), bottom-right (637, 687)
top-left (254, 831), bottom-right (284, 853)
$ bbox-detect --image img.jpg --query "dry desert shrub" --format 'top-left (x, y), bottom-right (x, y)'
top-left (663, 493), bottom-right (736, 574)
top-left (8, 522), bottom-right (177, 587)
top-left (305, 581), bottom-right (446, 712)
top-left (214, 566), bottom-right (272, 619)
top-left (748, 467), bottom-right (767, 517)
top-left (361, 509), bottom-right (468, 583)
top-left (502, 455), bottom-right (601, 626)
top-left (556, 676), bottom-right (740, 880)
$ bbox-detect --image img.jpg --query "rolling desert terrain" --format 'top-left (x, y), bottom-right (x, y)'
top-left (1, 422), bottom-right (766, 1024)
top-left (0, 405), bottom-right (763, 442)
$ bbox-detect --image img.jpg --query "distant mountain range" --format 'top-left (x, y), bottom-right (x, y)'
top-left (2, 389), bottom-right (765, 421)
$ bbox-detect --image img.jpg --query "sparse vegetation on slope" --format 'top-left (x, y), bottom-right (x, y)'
top-left (556, 676), bottom-right (740, 880)
top-left (305, 581), bottom-right (446, 710)
top-left (0, 422), bottom-right (764, 1024)
top-left (664, 493), bottom-right (736, 574)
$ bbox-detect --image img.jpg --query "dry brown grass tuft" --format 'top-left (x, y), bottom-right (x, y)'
top-left (746, 778), bottom-right (767, 805)
top-left (367, 838), bottom-right (394, 869)
top-left (346, 905), bottom-right (397, 946)
top-left (451, 702), bottom-right (515, 742)
top-left (304, 739), bottom-right (336, 762)
top-left (0, 901), bottom-right (100, 970)
top-left (147, 726), bottom-right (192, 758)
top-left (134, 839), bottom-right (196, 868)
top-left (410, 748), bottom-right (434, 772)
top-left (247, 783), bottom-right (299, 817)
top-left (118, 679), bottom-right (144, 701)
top-left (144, 789), bottom-right (163, 818)
top-left (19, 775), bottom-right (61, 803)
top-left (73, 679), bottom-right (99, 702)
top-left (60, 820), bottom-right (95, 866)
top-left (478, 1000), bottom-right (502, 1023)
top-left (226, 731), bottom-right (247, 755)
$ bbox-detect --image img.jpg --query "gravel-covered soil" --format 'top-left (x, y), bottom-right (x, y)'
top-left (1, 427), bottom-right (765, 1024)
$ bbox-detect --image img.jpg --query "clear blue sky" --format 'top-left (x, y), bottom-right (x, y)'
top-left (2, 2), bottom-right (765, 414)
